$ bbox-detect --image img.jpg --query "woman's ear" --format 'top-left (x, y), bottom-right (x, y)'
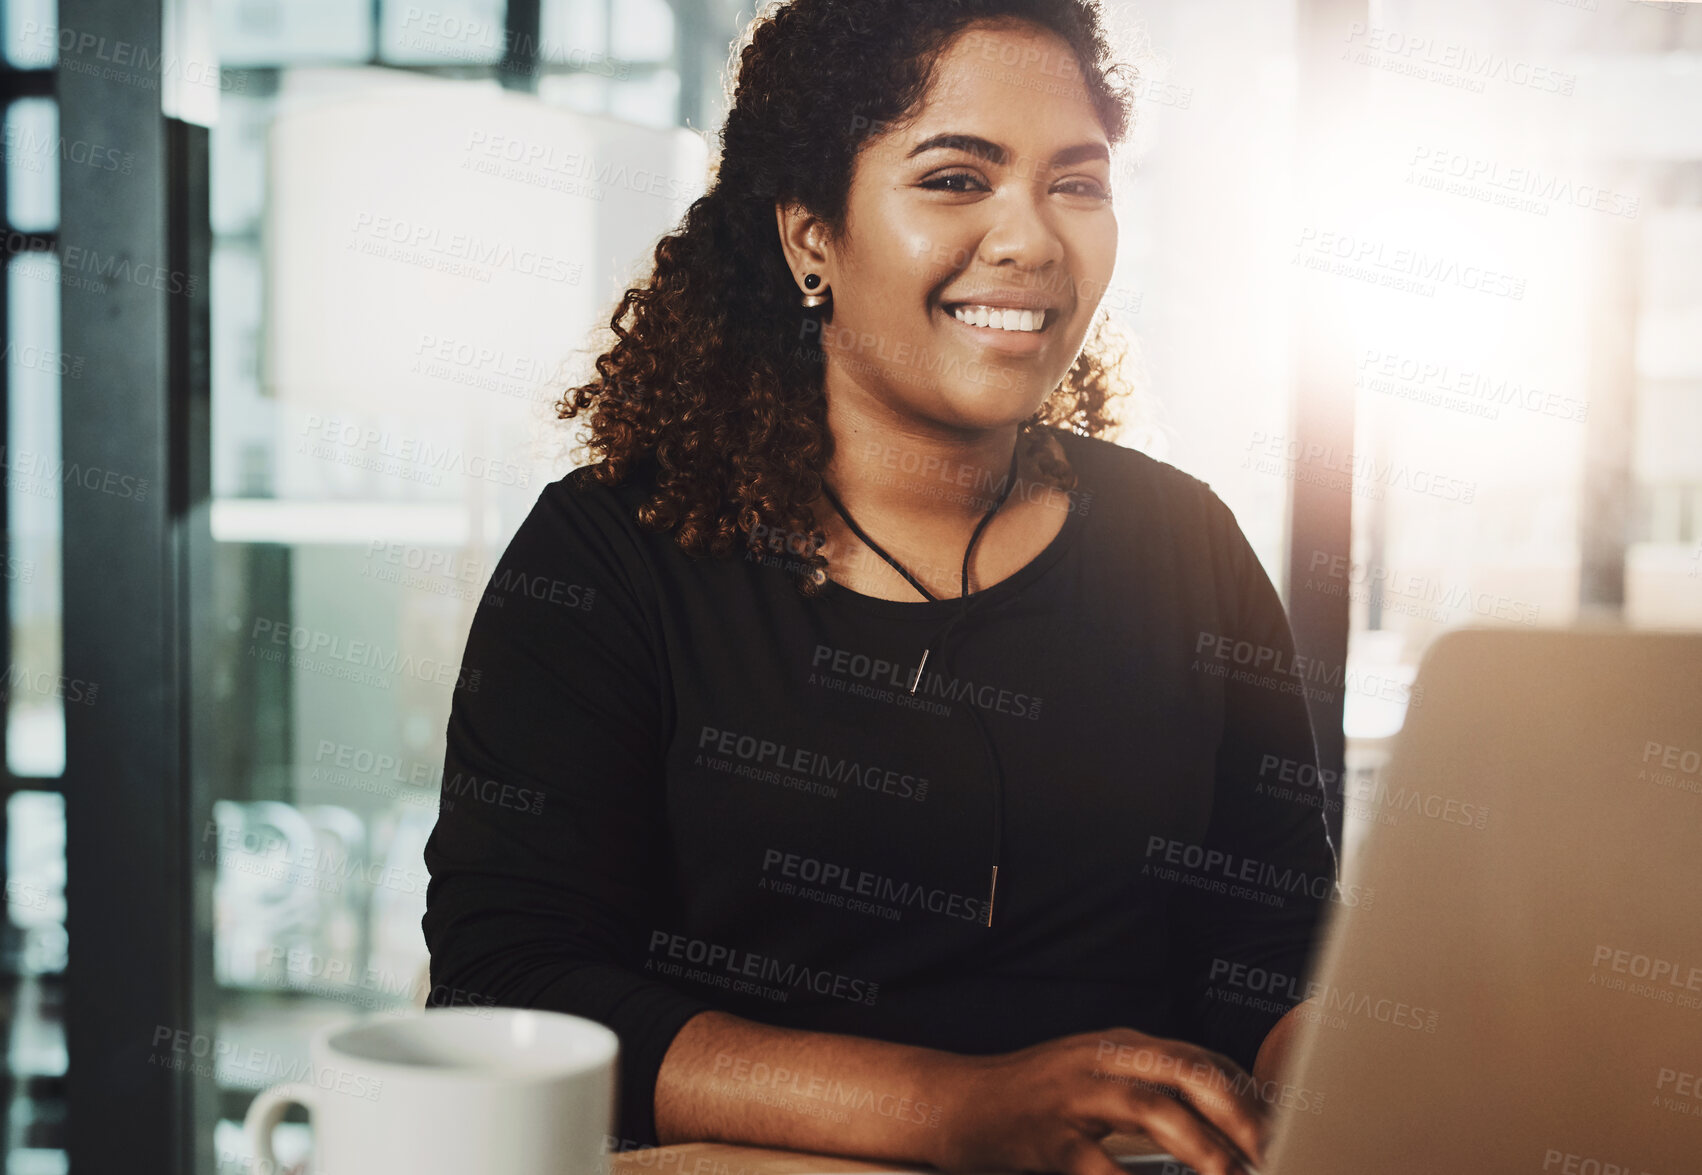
top-left (775, 201), bottom-right (834, 294)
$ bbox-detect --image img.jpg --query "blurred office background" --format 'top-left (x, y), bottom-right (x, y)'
top-left (0, 0), bottom-right (1695, 1170)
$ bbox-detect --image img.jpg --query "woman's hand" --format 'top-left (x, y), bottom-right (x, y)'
top-left (924, 1027), bottom-right (1269, 1175)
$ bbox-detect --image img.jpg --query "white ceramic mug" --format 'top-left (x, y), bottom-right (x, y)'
top-left (244, 1007), bottom-right (619, 1175)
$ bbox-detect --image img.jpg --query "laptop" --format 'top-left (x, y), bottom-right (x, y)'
top-left (1248, 627), bottom-right (1702, 1174)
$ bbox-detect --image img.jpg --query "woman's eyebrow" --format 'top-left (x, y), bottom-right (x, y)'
top-left (906, 132), bottom-right (1109, 167)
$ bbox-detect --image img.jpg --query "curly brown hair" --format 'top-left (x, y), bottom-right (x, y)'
top-left (556, 0), bottom-right (1139, 596)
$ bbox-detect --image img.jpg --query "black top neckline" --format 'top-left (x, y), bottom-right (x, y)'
top-left (821, 429), bottom-right (1092, 619)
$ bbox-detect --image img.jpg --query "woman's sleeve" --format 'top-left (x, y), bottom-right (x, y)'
top-left (421, 477), bottom-right (716, 1149)
top-left (1168, 487), bottom-right (1341, 1074)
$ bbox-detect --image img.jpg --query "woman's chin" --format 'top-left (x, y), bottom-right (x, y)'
top-left (920, 387), bottom-right (1055, 432)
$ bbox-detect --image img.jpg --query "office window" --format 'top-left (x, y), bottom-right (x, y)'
top-left (1, 1), bottom-right (52, 71)
top-left (379, 0), bottom-right (504, 65)
top-left (6, 252), bottom-right (63, 779)
top-left (610, 0), bottom-right (673, 63)
top-left (1324, 0), bottom-right (1702, 863)
top-left (2, 100), bottom-right (54, 233)
top-left (199, 3), bottom-right (713, 1168)
top-left (1627, 210), bottom-right (1702, 625)
top-left (214, 0), bottom-right (373, 66)
top-left (0, 12), bottom-right (65, 1169)
top-left (3, 791), bottom-right (65, 1172)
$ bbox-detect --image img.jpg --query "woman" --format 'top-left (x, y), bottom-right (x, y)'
top-left (422, 3), bottom-right (1339, 1174)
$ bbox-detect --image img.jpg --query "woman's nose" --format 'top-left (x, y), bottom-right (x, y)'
top-left (975, 185), bottom-right (1067, 275)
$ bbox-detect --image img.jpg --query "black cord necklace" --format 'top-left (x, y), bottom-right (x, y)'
top-left (819, 440), bottom-right (1023, 928)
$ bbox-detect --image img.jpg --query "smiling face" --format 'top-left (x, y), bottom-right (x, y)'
top-left (779, 17), bottom-right (1119, 435)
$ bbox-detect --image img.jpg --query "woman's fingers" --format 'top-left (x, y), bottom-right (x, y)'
top-left (945, 1031), bottom-right (1276, 1175)
top-left (1050, 1133), bottom-right (1137, 1175)
top-left (1071, 1074), bottom-right (1261, 1175)
top-left (1158, 1046), bottom-right (1269, 1167)
top-left (1093, 1039), bottom-right (1267, 1169)
top-left (1117, 1090), bottom-right (1258, 1175)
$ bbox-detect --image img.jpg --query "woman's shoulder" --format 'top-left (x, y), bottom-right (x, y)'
top-left (1050, 426), bottom-right (1220, 514)
top-left (497, 457), bottom-right (667, 595)
top-left (1049, 430), bottom-right (1264, 609)
top-left (542, 455), bottom-right (659, 531)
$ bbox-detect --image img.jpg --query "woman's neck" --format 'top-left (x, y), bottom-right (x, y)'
top-left (811, 396), bottom-right (1071, 600)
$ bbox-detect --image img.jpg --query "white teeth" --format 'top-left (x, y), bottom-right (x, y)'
top-left (950, 304), bottom-right (1047, 332)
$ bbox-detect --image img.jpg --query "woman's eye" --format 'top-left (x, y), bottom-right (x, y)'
top-left (920, 172), bottom-right (986, 193)
top-left (1056, 179), bottom-right (1111, 201)
top-left (919, 172), bottom-right (1110, 201)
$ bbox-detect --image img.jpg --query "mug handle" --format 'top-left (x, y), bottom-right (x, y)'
top-left (244, 1082), bottom-right (318, 1174)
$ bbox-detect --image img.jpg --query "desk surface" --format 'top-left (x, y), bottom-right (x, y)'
top-left (608, 1131), bottom-right (1174, 1175)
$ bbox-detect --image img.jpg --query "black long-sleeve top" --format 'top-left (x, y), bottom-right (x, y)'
top-left (421, 426), bottom-right (1338, 1149)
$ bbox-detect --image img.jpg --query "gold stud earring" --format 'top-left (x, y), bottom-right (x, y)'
top-left (800, 272), bottom-right (830, 309)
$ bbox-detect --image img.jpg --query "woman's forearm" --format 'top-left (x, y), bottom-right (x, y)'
top-left (652, 1010), bottom-right (964, 1165)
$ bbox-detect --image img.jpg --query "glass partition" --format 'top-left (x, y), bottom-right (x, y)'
top-left (196, 6), bottom-right (711, 1167)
